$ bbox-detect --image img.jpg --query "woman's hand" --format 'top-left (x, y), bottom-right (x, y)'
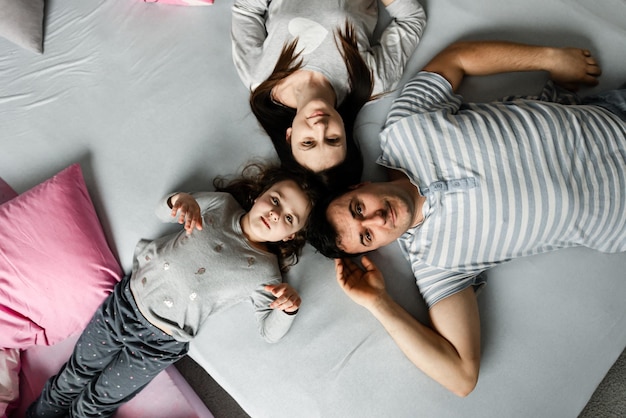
top-left (266, 283), bottom-right (301, 313)
top-left (169, 193), bottom-right (203, 234)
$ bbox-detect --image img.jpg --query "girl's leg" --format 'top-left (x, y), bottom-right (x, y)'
top-left (70, 330), bottom-right (187, 417)
top-left (68, 277), bottom-right (188, 418)
top-left (26, 283), bottom-right (127, 418)
top-left (28, 276), bottom-right (188, 418)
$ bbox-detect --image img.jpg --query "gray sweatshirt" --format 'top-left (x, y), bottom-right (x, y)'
top-left (231, 0), bottom-right (426, 103)
top-left (129, 192), bottom-right (296, 343)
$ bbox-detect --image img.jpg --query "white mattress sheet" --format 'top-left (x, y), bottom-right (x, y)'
top-left (190, 245), bottom-right (626, 418)
top-left (1, 0), bottom-right (625, 417)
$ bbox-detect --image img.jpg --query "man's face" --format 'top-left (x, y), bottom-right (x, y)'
top-left (326, 182), bottom-right (418, 254)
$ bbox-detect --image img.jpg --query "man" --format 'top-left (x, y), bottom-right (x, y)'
top-left (308, 40), bottom-right (626, 397)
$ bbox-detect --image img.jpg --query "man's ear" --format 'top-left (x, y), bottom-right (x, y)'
top-left (282, 233), bottom-right (296, 242)
top-left (285, 127), bottom-right (292, 144)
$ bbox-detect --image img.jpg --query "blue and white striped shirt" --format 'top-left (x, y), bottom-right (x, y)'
top-left (378, 72), bottom-right (626, 307)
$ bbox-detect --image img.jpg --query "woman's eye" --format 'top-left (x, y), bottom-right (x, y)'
top-left (272, 197), bottom-right (279, 205)
top-left (286, 214), bottom-right (293, 224)
top-left (356, 204), bottom-right (363, 215)
top-left (365, 230), bottom-right (372, 242)
top-left (327, 137), bottom-right (340, 145)
top-left (302, 140), bottom-right (313, 147)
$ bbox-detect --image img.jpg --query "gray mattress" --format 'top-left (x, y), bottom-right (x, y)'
top-left (1, 0), bottom-right (625, 417)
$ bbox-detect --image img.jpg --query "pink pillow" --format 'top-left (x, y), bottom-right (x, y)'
top-left (143, 0), bottom-right (214, 5)
top-left (0, 164), bottom-right (123, 348)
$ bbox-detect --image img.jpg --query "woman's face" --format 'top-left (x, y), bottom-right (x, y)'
top-left (286, 99), bottom-right (347, 172)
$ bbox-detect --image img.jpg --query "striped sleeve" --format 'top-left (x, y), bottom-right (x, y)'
top-left (384, 71), bottom-right (462, 127)
top-left (410, 261), bottom-right (485, 308)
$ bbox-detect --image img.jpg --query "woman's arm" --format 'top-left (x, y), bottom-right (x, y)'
top-left (366, 0), bottom-right (427, 95)
top-left (231, 0), bottom-right (271, 89)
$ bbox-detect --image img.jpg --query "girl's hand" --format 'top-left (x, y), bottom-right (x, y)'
top-left (170, 193), bottom-right (203, 235)
top-left (266, 283), bottom-right (301, 313)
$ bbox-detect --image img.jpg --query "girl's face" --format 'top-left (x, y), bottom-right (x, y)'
top-left (286, 99), bottom-right (347, 173)
top-left (241, 180), bottom-right (312, 244)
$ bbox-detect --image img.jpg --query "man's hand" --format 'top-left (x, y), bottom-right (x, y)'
top-left (548, 47), bottom-right (601, 90)
top-left (335, 256), bottom-right (386, 310)
top-left (170, 193), bottom-right (203, 234)
top-left (266, 283), bottom-right (301, 313)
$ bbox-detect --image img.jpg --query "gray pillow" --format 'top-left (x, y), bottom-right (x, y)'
top-left (0, 0), bottom-right (44, 53)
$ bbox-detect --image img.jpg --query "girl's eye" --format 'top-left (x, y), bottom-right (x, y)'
top-left (356, 204), bottom-right (363, 215)
top-left (272, 197), bottom-right (279, 205)
top-left (302, 140), bottom-right (314, 147)
top-left (286, 214), bottom-right (293, 224)
top-left (326, 137), bottom-right (340, 145)
top-left (365, 230), bottom-right (372, 242)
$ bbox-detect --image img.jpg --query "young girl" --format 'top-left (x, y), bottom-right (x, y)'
top-left (27, 164), bottom-right (321, 418)
top-left (232, 0), bottom-right (426, 189)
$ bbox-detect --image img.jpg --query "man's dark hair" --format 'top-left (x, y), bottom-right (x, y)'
top-left (307, 192), bottom-right (357, 259)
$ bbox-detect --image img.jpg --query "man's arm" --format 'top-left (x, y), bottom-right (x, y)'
top-left (336, 257), bottom-right (480, 397)
top-left (423, 40), bottom-right (601, 92)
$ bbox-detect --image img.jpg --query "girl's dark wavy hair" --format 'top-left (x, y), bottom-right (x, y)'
top-left (250, 21), bottom-right (373, 192)
top-left (213, 162), bottom-right (325, 271)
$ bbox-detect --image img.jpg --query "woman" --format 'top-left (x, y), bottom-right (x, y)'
top-left (232, 0), bottom-right (426, 189)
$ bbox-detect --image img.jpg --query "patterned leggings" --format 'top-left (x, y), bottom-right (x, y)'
top-left (27, 276), bottom-right (189, 418)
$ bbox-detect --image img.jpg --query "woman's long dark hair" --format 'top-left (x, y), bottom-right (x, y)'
top-left (250, 22), bottom-right (373, 192)
top-left (213, 162), bottom-right (324, 271)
